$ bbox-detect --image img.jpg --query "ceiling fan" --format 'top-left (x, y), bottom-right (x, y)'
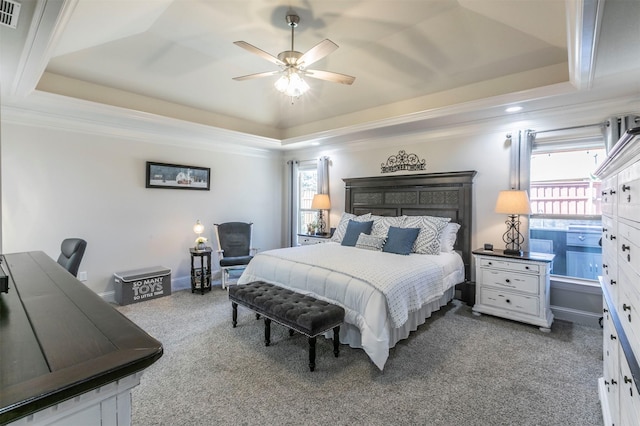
top-left (232, 12), bottom-right (355, 97)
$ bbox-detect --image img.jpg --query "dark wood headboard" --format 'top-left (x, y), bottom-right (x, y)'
top-left (343, 171), bottom-right (476, 282)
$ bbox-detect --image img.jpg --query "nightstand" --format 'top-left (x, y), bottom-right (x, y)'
top-left (190, 248), bottom-right (212, 294)
top-left (297, 233), bottom-right (332, 246)
top-left (472, 249), bottom-right (555, 332)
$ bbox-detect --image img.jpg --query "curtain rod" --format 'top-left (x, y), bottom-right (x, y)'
top-left (532, 122), bottom-right (605, 136)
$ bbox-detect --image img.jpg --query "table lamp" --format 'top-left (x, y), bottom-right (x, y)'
top-left (495, 190), bottom-right (531, 256)
top-left (311, 194), bottom-right (331, 235)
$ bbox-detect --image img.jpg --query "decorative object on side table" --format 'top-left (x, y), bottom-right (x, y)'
top-left (495, 189), bottom-right (531, 256)
top-left (311, 194), bottom-right (331, 235)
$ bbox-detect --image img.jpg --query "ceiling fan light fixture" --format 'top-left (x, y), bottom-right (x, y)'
top-left (275, 70), bottom-right (309, 98)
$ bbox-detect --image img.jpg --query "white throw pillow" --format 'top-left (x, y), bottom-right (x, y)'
top-left (440, 222), bottom-right (461, 253)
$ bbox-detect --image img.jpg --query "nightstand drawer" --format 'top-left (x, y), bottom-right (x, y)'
top-left (480, 288), bottom-right (539, 316)
top-left (480, 269), bottom-right (539, 294)
top-left (479, 258), bottom-right (540, 274)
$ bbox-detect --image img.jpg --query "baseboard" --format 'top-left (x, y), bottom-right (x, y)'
top-left (550, 305), bottom-right (602, 327)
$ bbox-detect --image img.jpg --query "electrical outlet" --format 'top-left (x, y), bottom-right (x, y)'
top-left (78, 271), bottom-right (88, 281)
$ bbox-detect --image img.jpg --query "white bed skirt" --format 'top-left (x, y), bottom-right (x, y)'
top-left (324, 286), bottom-right (456, 359)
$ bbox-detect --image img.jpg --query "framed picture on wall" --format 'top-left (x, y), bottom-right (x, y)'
top-left (146, 161), bottom-right (211, 190)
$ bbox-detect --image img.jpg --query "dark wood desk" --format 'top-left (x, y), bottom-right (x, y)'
top-left (0, 251), bottom-right (163, 424)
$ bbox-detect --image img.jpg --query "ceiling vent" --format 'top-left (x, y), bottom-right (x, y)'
top-left (0, 0), bottom-right (21, 29)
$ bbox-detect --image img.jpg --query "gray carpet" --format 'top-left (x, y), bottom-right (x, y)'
top-left (116, 288), bottom-right (603, 426)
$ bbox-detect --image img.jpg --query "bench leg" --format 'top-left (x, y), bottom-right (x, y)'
top-left (333, 326), bottom-right (340, 357)
top-left (231, 302), bottom-right (238, 328)
top-left (264, 318), bottom-right (271, 346)
top-left (308, 336), bottom-right (316, 372)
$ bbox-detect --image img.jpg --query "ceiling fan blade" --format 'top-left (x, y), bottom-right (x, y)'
top-left (232, 70), bottom-right (281, 81)
top-left (298, 39), bottom-right (338, 68)
top-left (234, 41), bottom-right (284, 66)
top-left (305, 69), bottom-right (355, 85)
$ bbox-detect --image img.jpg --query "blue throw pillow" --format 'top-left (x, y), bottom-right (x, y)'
top-left (341, 220), bottom-right (374, 246)
top-left (383, 226), bottom-right (420, 255)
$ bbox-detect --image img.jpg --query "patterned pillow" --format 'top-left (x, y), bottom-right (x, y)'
top-left (403, 215), bottom-right (451, 255)
top-left (331, 212), bottom-right (372, 243)
top-left (355, 233), bottom-right (386, 251)
top-left (440, 222), bottom-right (461, 253)
top-left (370, 215), bottom-right (406, 238)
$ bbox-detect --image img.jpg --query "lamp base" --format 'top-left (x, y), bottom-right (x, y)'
top-left (503, 249), bottom-right (523, 256)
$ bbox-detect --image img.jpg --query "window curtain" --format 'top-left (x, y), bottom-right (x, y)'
top-left (317, 156), bottom-right (330, 229)
top-left (509, 130), bottom-right (534, 250)
top-left (286, 160), bottom-right (299, 247)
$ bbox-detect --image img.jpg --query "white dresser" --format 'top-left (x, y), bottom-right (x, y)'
top-left (596, 127), bottom-right (640, 426)
top-left (472, 249), bottom-right (555, 332)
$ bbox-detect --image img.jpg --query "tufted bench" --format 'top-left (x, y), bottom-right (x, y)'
top-left (228, 281), bottom-right (345, 371)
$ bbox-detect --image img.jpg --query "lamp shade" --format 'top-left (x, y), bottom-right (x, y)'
top-left (311, 194), bottom-right (331, 210)
top-left (495, 190), bottom-right (531, 215)
top-left (193, 219), bottom-right (205, 235)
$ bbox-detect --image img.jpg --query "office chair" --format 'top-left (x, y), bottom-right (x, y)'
top-left (57, 238), bottom-right (87, 277)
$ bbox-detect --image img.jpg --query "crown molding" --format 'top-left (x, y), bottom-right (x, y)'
top-left (1, 91), bottom-right (281, 157)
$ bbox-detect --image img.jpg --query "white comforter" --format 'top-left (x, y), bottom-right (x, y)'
top-left (237, 242), bottom-right (464, 370)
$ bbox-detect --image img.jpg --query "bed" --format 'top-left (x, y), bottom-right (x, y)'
top-left (238, 171), bottom-right (476, 370)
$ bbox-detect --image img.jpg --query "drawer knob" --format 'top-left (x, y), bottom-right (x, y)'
top-left (505, 299), bottom-right (511, 304)
top-left (603, 263), bottom-right (608, 270)
top-left (505, 279), bottom-right (510, 283)
top-left (603, 227), bottom-right (608, 232)
top-left (603, 308), bottom-right (609, 313)
top-left (623, 303), bottom-right (631, 311)
top-left (610, 279), bottom-right (617, 285)
top-left (625, 376), bottom-right (633, 384)
top-left (622, 184), bottom-right (631, 192)
top-left (605, 380), bottom-right (610, 385)
top-left (610, 334), bottom-right (617, 340)
top-left (622, 244), bottom-right (630, 252)
top-left (611, 379), bottom-right (618, 385)
top-left (610, 189), bottom-right (616, 195)
top-left (525, 266), bottom-right (530, 270)
top-left (610, 235), bottom-right (616, 240)
top-left (602, 190), bottom-right (607, 196)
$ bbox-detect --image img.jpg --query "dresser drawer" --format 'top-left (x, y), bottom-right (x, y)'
top-left (618, 221), bottom-right (640, 277)
top-left (619, 354), bottom-right (640, 426)
top-left (479, 288), bottom-right (539, 316)
top-left (619, 264), bottom-right (640, 359)
top-left (480, 268), bottom-right (539, 294)
top-left (479, 258), bottom-right (540, 274)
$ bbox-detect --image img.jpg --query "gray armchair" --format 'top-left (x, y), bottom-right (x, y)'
top-left (214, 222), bottom-right (257, 289)
top-left (57, 238), bottom-right (87, 277)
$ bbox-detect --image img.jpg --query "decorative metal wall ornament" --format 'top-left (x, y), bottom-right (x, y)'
top-left (381, 150), bottom-right (426, 173)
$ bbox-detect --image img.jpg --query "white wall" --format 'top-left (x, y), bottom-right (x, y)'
top-left (1, 122), bottom-right (283, 297)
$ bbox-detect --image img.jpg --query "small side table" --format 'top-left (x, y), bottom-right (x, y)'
top-left (190, 248), bottom-right (212, 294)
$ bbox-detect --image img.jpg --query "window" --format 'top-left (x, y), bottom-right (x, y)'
top-left (297, 162), bottom-right (318, 235)
top-left (529, 142), bottom-right (606, 281)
